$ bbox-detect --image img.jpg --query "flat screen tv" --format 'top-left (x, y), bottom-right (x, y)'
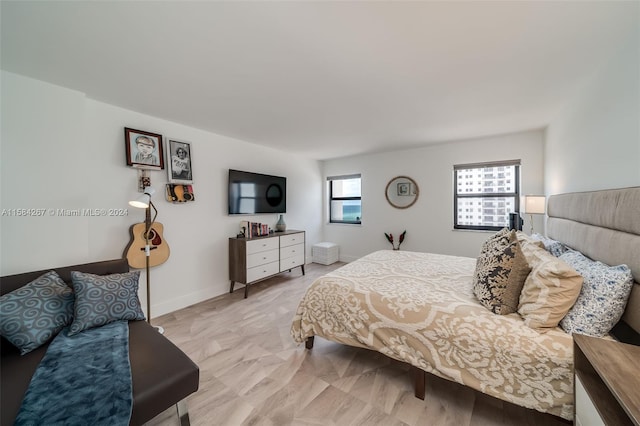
top-left (228, 169), bottom-right (286, 215)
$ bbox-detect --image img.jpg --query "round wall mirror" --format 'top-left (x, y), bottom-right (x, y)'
top-left (385, 176), bottom-right (419, 209)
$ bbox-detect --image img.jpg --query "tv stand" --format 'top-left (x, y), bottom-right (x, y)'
top-left (229, 230), bottom-right (305, 298)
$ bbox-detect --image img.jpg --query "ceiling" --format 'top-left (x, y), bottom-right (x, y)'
top-left (1, 1), bottom-right (637, 160)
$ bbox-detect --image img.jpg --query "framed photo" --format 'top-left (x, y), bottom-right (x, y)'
top-left (166, 138), bottom-right (193, 184)
top-left (397, 182), bottom-right (411, 196)
top-left (124, 128), bottom-right (164, 170)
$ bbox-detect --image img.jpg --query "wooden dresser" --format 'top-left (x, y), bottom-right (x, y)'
top-left (229, 230), bottom-right (305, 298)
top-left (573, 333), bottom-right (640, 426)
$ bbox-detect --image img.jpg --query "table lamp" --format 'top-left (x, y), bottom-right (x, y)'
top-left (524, 195), bottom-right (546, 234)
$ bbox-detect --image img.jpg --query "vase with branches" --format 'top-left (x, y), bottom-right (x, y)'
top-left (384, 230), bottom-right (406, 250)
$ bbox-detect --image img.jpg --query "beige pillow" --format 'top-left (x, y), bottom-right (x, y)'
top-left (473, 229), bottom-right (531, 315)
top-left (517, 240), bottom-right (583, 330)
top-left (515, 231), bottom-right (544, 249)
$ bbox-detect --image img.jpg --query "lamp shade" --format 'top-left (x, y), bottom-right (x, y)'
top-left (524, 195), bottom-right (546, 215)
top-left (129, 186), bottom-right (156, 209)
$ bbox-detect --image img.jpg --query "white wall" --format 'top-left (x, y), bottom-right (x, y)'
top-left (1, 71), bottom-right (91, 268)
top-left (6, 31), bottom-right (636, 317)
top-left (322, 130), bottom-right (544, 261)
top-left (545, 28), bottom-right (640, 195)
top-left (1, 71), bottom-right (323, 318)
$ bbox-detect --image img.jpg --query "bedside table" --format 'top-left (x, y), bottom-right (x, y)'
top-left (573, 333), bottom-right (640, 426)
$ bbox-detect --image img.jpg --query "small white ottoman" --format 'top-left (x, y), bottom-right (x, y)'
top-left (312, 242), bottom-right (340, 265)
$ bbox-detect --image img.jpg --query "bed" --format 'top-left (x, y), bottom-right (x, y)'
top-left (291, 187), bottom-right (640, 421)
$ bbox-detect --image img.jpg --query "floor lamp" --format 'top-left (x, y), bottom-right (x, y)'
top-left (129, 186), bottom-right (164, 333)
top-left (524, 195), bottom-right (546, 235)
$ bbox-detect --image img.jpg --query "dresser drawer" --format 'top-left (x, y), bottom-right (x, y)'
top-left (247, 260), bottom-right (280, 283)
top-left (229, 230), bottom-right (306, 297)
top-left (280, 243), bottom-right (303, 260)
top-left (280, 253), bottom-right (304, 272)
top-left (246, 237), bottom-right (279, 255)
top-left (247, 249), bottom-right (279, 269)
top-left (280, 233), bottom-right (304, 248)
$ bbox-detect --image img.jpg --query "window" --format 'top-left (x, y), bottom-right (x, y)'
top-left (328, 174), bottom-right (361, 224)
top-left (453, 160), bottom-right (520, 231)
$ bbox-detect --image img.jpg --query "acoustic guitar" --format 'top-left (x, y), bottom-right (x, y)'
top-left (166, 184), bottom-right (194, 203)
top-left (124, 208), bottom-right (170, 269)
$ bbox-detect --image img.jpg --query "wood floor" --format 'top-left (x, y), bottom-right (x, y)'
top-left (146, 262), bottom-right (569, 426)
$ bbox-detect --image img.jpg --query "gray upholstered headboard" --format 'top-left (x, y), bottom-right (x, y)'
top-left (546, 187), bottom-right (640, 342)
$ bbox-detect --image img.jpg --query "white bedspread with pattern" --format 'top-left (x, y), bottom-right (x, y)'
top-left (291, 250), bottom-right (574, 420)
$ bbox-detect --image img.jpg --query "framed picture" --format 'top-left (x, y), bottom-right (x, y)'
top-left (124, 128), bottom-right (164, 170)
top-left (166, 138), bottom-right (193, 184)
top-left (397, 182), bottom-right (411, 196)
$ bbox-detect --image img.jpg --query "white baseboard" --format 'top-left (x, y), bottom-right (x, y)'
top-left (151, 287), bottom-right (219, 319)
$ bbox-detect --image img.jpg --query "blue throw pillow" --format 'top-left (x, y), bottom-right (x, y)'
top-left (559, 250), bottom-right (634, 337)
top-left (0, 270), bottom-right (74, 355)
top-left (68, 270), bottom-right (145, 336)
top-left (530, 233), bottom-right (568, 257)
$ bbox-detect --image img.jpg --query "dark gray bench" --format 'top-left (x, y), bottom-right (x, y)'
top-left (1, 259), bottom-right (199, 426)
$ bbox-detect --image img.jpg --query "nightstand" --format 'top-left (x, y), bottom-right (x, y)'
top-left (573, 333), bottom-right (640, 426)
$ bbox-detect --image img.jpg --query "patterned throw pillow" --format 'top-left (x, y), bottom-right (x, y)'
top-left (559, 250), bottom-right (634, 337)
top-left (485, 227), bottom-right (511, 246)
top-left (517, 241), bottom-right (583, 330)
top-left (473, 229), bottom-right (531, 315)
top-left (68, 270), bottom-right (145, 336)
top-left (530, 233), bottom-right (568, 257)
top-left (0, 271), bottom-right (74, 355)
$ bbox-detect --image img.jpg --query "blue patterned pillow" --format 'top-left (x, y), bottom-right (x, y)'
top-left (68, 270), bottom-right (145, 336)
top-left (530, 233), bottom-right (568, 257)
top-left (559, 250), bottom-right (634, 337)
top-left (0, 271), bottom-right (74, 355)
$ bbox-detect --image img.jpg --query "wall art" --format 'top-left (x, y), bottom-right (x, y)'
top-left (166, 138), bottom-right (193, 184)
top-left (124, 127), bottom-right (164, 170)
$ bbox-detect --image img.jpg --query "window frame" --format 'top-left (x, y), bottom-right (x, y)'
top-left (453, 160), bottom-right (520, 231)
top-left (328, 174), bottom-right (362, 225)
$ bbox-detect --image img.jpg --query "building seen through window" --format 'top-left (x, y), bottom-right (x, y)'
top-left (454, 160), bottom-right (520, 231)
